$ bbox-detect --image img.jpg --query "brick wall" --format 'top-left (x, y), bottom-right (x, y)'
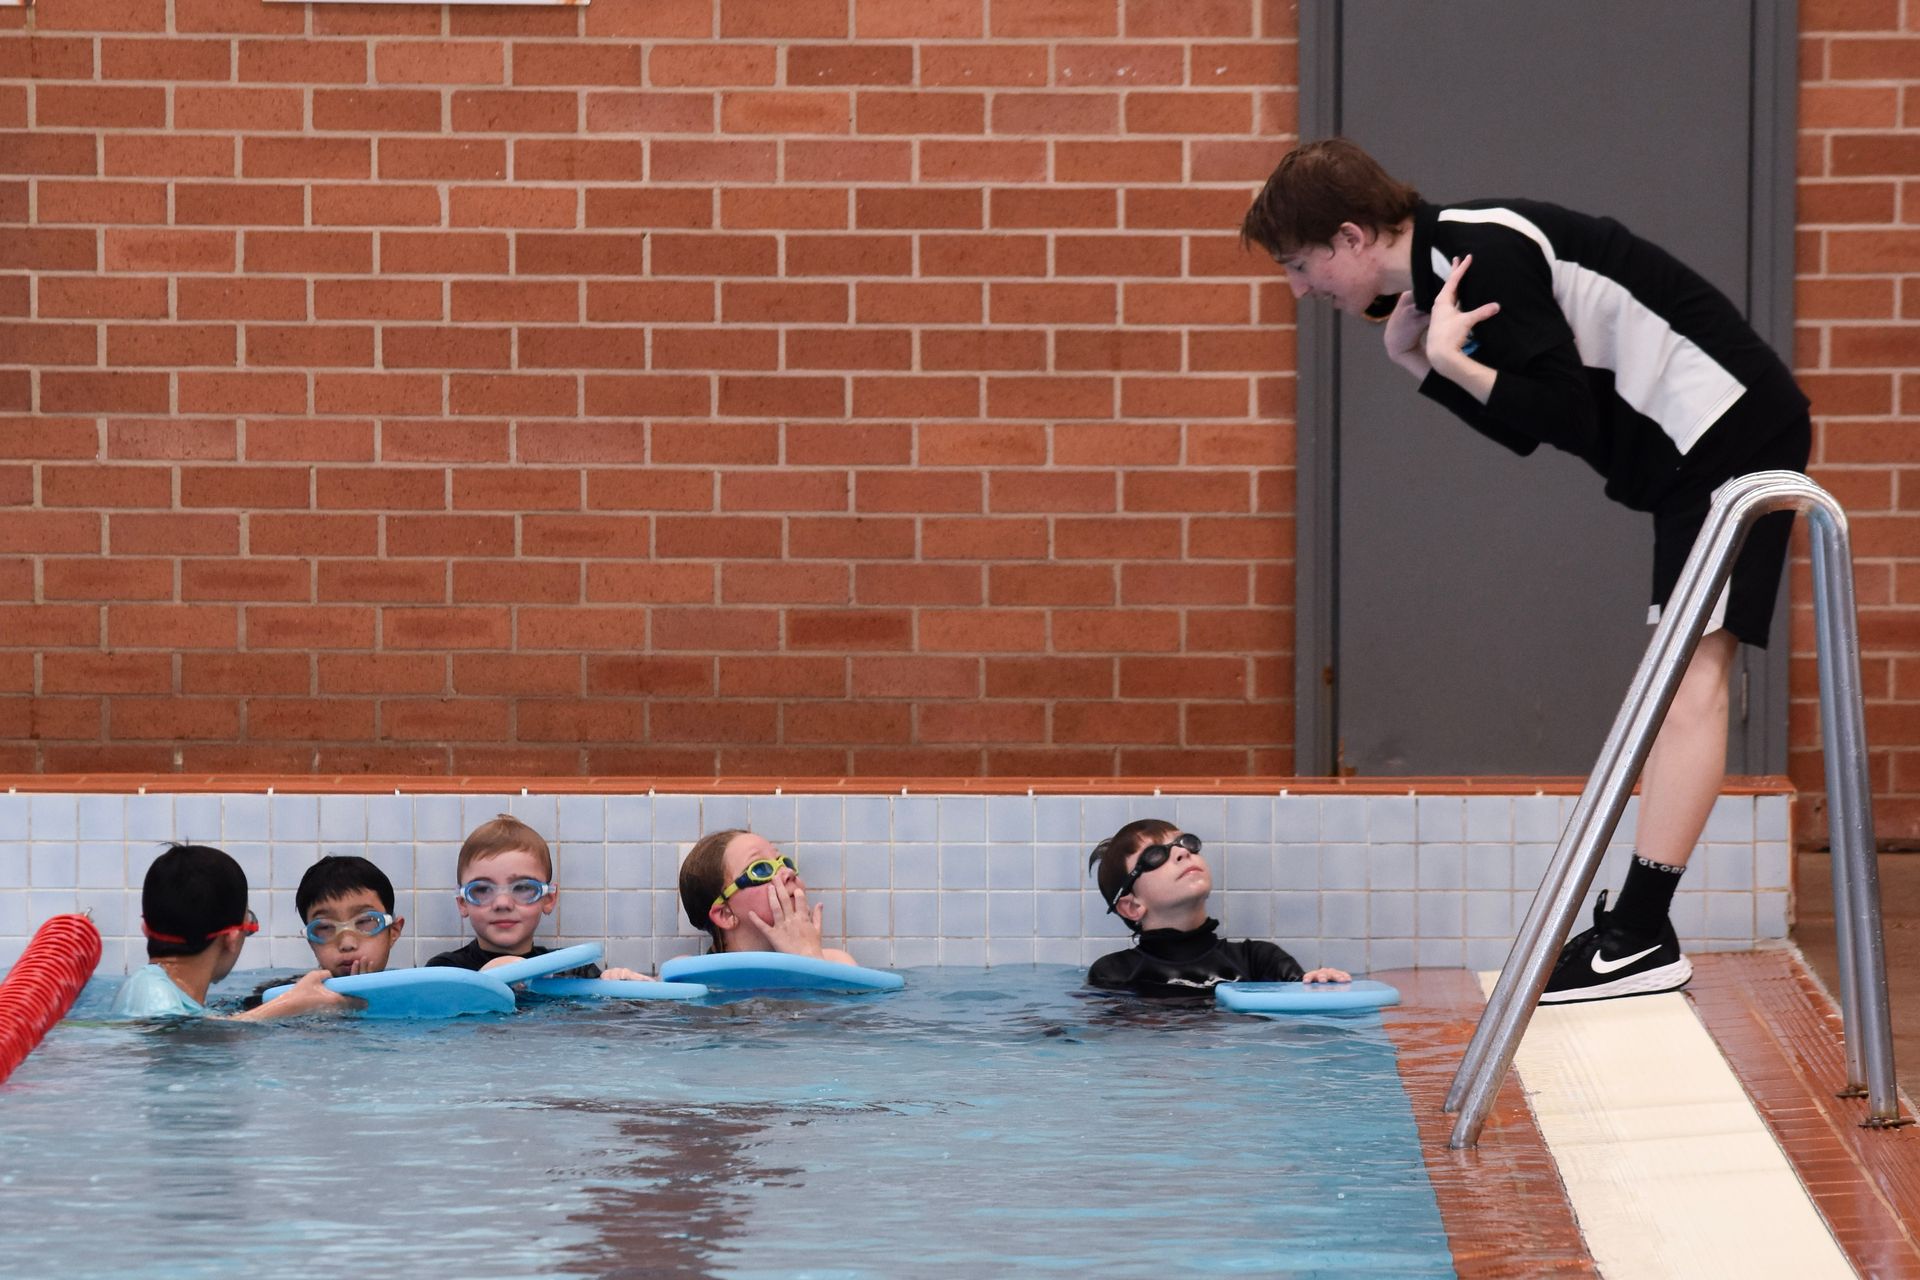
top-left (1, 0), bottom-right (1299, 778)
top-left (2, 0), bottom-right (1917, 846)
top-left (1795, 0), bottom-right (1920, 840)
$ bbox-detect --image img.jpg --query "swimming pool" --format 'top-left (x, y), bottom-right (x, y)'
top-left (2, 966), bottom-right (1455, 1278)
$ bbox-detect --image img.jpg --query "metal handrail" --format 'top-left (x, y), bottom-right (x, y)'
top-left (1445, 471), bottom-right (1903, 1148)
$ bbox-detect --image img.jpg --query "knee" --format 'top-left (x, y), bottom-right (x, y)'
top-left (1667, 657), bottom-right (1731, 729)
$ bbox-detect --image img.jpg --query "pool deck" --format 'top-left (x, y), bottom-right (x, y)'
top-left (1382, 954), bottom-right (1920, 1279)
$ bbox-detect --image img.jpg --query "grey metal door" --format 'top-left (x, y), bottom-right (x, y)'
top-left (1297, 0), bottom-right (1796, 775)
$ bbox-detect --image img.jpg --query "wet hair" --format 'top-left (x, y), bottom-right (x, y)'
top-left (456, 814), bottom-right (552, 882)
top-left (1240, 137), bottom-right (1421, 259)
top-left (678, 829), bottom-right (746, 947)
top-left (1087, 818), bottom-right (1180, 933)
top-left (141, 842), bottom-right (250, 960)
top-left (295, 854), bottom-right (397, 921)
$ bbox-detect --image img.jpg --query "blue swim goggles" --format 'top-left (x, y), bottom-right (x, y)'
top-left (711, 854), bottom-right (798, 912)
top-left (303, 910), bottom-right (396, 947)
top-left (1107, 833), bottom-right (1202, 912)
top-left (458, 877), bottom-right (555, 908)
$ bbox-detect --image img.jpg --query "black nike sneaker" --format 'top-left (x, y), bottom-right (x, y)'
top-left (1539, 890), bottom-right (1692, 1004)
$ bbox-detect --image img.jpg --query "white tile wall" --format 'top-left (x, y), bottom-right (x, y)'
top-left (0, 789), bottom-right (1795, 975)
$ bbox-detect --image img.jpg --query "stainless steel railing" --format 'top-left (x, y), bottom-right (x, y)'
top-left (1445, 471), bottom-right (1905, 1149)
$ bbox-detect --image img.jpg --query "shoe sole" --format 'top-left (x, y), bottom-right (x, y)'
top-left (1538, 956), bottom-right (1693, 1005)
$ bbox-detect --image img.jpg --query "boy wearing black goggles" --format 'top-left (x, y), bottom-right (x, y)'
top-left (1086, 819), bottom-right (1350, 997)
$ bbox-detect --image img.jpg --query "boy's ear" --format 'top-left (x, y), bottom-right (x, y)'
top-left (389, 915), bottom-right (406, 939)
top-left (540, 887), bottom-right (558, 915)
top-left (707, 901), bottom-right (738, 935)
top-left (1115, 894), bottom-right (1147, 926)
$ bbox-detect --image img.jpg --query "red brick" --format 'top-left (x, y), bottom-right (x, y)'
top-left (454, 281), bottom-right (583, 325)
top-left (584, 91), bottom-right (715, 134)
top-left (0, 603), bottom-right (99, 644)
top-left (317, 560), bottom-right (445, 603)
top-left (40, 371), bottom-right (168, 415)
top-left (584, 188), bottom-right (711, 231)
top-left (784, 139), bottom-right (913, 182)
top-left (588, 468), bottom-right (715, 509)
top-left (452, 559), bottom-right (579, 604)
top-left (317, 465), bottom-right (444, 510)
top-left (857, 91), bottom-right (986, 135)
top-left (585, 375), bottom-right (712, 417)
top-left (517, 231), bottom-right (647, 275)
top-left (651, 44), bottom-right (776, 86)
top-left (990, 660), bottom-right (1113, 702)
top-left (717, 375), bottom-right (845, 418)
top-left (182, 653), bottom-right (310, 696)
top-left (43, 557), bottom-right (172, 601)
top-left (992, 0), bottom-right (1116, 37)
top-left (379, 698), bottom-right (510, 743)
top-left (381, 326), bottom-right (512, 370)
top-left (1056, 140), bottom-right (1184, 183)
top-left (380, 606), bottom-right (510, 650)
top-left (375, 40), bottom-right (503, 85)
top-left (585, 563), bottom-right (714, 603)
top-left (720, 0), bottom-right (845, 36)
top-left (102, 38), bottom-right (230, 81)
top-left (0, 321), bottom-right (93, 365)
top-left (452, 186), bottom-right (577, 229)
top-left (39, 276), bottom-right (165, 320)
top-left (256, 514), bottom-right (382, 558)
top-left (178, 277), bottom-right (308, 321)
top-left (246, 697), bottom-right (374, 741)
top-left (112, 697), bottom-right (242, 741)
top-left (0, 36), bottom-right (95, 80)
top-left (515, 139), bottom-right (644, 183)
top-left (448, 373), bottom-right (575, 416)
top-left (454, 89), bottom-right (581, 134)
top-left (722, 562), bottom-right (850, 604)
top-left (238, 38), bottom-right (368, 84)
top-left (723, 91), bottom-right (852, 134)
top-left (453, 652), bottom-right (580, 696)
top-left (522, 325), bottom-right (653, 370)
top-left (787, 43), bottom-right (912, 85)
top-left (316, 279), bottom-right (444, 321)
top-left (855, 562), bottom-right (982, 605)
top-left (786, 327), bottom-right (912, 370)
top-left (0, 227), bottom-right (93, 271)
top-left (176, 0), bottom-right (307, 34)
top-left (518, 610), bottom-right (652, 656)
top-left (653, 607), bottom-right (781, 651)
top-left (35, 84), bottom-right (164, 128)
top-left (385, 420), bottom-right (511, 463)
top-left (320, 656), bottom-right (443, 694)
top-left (178, 371), bottom-right (309, 415)
top-left (103, 135), bottom-right (236, 180)
top-left (109, 418), bottom-right (237, 460)
top-left (379, 138), bottom-right (507, 181)
top-left (174, 86), bottom-right (304, 132)
top-left (246, 230), bottom-right (375, 274)
top-left (522, 513), bottom-right (651, 558)
top-left (37, 461), bottom-right (157, 508)
top-left (655, 514), bottom-right (779, 558)
top-left (920, 607), bottom-right (1047, 651)
top-left (247, 324), bottom-right (375, 368)
top-left (109, 513), bottom-right (239, 556)
top-left (653, 700), bottom-right (782, 744)
top-left (512, 40), bottom-right (642, 86)
top-left (175, 182), bottom-right (306, 227)
top-left (921, 44), bottom-right (1047, 87)
top-left (1056, 702), bottom-right (1179, 743)
top-left (790, 234), bottom-right (914, 277)
top-left (788, 515), bottom-right (916, 560)
top-left (180, 558), bottom-right (309, 602)
top-left (180, 464), bottom-right (310, 509)
top-left (385, 514), bottom-right (513, 558)
top-left (717, 655), bottom-right (842, 697)
top-left (108, 602), bottom-right (238, 652)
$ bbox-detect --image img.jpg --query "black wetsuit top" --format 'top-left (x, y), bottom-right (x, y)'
top-left (425, 939), bottom-right (602, 979)
top-left (1086, 919), bottom-right (1304, 996)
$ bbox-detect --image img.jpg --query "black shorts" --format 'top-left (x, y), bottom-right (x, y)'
top-left (1649, 415), bottom-right (1812, 649)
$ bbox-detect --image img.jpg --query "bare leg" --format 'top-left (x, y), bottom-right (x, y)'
top-left (1634, 629), bottom-right (1739, 867)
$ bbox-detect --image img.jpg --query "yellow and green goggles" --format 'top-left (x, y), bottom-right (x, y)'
top-left (712, 854), bottom-right (798, 911)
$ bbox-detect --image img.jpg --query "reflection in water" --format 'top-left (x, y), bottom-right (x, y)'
top-left (132, 1022), bottom-right (255, 1230)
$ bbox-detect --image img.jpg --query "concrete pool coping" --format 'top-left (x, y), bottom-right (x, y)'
top-left (1382, 955), bottom-right (1920, 1278)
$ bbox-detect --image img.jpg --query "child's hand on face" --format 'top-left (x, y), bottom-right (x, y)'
top-left (599, 968), bottom-right (652, 982)
top-left (1301, 967), bottom-right (1352, 984)
top-left (739, 876), bottom-right (827, 958)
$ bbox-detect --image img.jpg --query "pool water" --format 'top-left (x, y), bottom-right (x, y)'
top-left (1, 967), bottom-right (1456, 1278)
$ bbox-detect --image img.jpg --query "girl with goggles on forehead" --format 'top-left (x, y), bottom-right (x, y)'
top-left (678, 830), bottom-right (857, 966)
top-left (1086, 819), bottom-right (1350, 997)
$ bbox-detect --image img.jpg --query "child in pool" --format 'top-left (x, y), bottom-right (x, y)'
top-left (296, 854), bottom-right (407, 978)
top-left (112, 843), bottom-right (350, 1020)
top-left (678, 829), bottom-right (856, 965)
top-left (1086, 818), bottom-right (1350, 996)
top-left (426, 814), bottom-right (649, 982)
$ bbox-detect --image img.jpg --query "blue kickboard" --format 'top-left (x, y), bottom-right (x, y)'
top-left (1215, 979), bottom-right (1402, 1016)
top-left (481, 942), bottom-right (606, 986)
top-left (525, 977), bottom-right (709, 1001)
top-left (659, 951), bottom-right (904, 993)
top-left (262, 967), bottom-right (515, 1019)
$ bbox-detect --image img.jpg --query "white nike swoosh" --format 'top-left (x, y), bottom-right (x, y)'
top-left (1590, 943), bottom-right (1661, 975)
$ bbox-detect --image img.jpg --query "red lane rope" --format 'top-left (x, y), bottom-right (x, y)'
top-left (0, 914), bottom-right (103, 1086)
